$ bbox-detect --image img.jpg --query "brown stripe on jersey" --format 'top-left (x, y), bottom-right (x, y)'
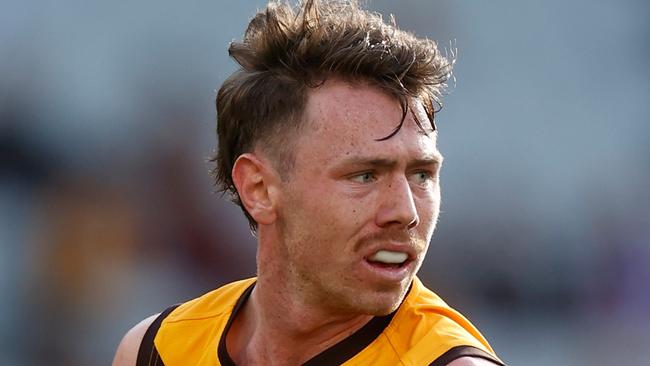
top-left (301, 310), bottom-right (396, 366)
top-left (136, 304), bottom-right (180, 366)
top-left (217, 282), bottom-right (256, 366)
top-left (429, 345), bottom-right (506, 366)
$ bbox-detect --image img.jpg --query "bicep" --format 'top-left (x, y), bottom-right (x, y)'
top-left (111, 314), bottom-right (159, 366)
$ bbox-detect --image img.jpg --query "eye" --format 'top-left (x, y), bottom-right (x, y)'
top-left (350, 172), bottom-right (377, 184)
top-left (410, 170), bottom-right (436, 186)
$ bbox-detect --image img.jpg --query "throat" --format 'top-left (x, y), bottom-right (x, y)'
top-left (233, 313), bottom-right (393, 366)
top-left (226, 284), bottom-right (385, 365)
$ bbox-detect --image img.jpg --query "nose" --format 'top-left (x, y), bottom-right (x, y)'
top-left (375, 175), bottom-right (419, 229)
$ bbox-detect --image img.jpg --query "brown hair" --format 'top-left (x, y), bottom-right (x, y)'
top-left (211, 0), bottom-right (454, 231)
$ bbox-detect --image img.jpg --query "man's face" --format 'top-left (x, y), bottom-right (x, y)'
top-left (272, 80), bottom-right (442, 316)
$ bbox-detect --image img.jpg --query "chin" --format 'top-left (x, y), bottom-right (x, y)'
top-left (354, 288), bottom-right (407, 316)
top-left (369, 305), bottom-right (399, 317)
top-left (360, 299), bottom-right (402, 316)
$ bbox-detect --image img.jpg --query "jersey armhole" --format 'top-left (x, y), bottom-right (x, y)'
top-left (136, 304), bottom-right (180, 366)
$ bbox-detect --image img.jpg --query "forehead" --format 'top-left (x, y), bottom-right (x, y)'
top-left (295, 79), bottom-right (439, 164)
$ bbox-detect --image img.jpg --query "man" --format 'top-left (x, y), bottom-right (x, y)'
top-left (113, 0), bottom-right (505, 365)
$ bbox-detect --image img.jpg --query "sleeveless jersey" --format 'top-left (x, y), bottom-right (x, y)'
top-left (138, 277), bottom-right (505, 366)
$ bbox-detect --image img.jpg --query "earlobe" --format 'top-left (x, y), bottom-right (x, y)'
top-left (231, 153), bottom-right (278, 226)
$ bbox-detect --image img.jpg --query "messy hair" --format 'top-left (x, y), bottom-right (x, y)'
top-left (211, 0), bottom-right (454, 231)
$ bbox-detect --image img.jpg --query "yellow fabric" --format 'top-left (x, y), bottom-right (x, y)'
top-left (154, 277), bottom-right (502, 366)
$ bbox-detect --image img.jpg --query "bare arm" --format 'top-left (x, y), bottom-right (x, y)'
top-left (447, 356), bottom-right (504, 366)
top-left (111, 314), bottom-right (159, 366)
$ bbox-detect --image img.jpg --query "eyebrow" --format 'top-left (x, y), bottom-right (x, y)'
top-left (337, 154), bottom-right (444, 169)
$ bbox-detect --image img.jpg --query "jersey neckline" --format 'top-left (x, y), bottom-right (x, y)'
top-left (216, 281), bottom-right (397, 366)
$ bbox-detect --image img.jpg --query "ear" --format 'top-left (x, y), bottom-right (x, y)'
top-left (231, 153), bottom-right (278, 226)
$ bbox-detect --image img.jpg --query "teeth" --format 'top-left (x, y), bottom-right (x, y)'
top-left (369, 250), bottom-right (408, 264)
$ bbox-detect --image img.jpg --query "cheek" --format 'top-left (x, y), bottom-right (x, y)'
top-left (308, 178), bottom-right (372, 220)
top-left (318, 200), bottom-right (364, 239)
top-left (283, 172), bottom-right (376, 243)
top-left (416, 189), bottom-right (441, 227)
top-left (342, 189), bottom-right (379, 231)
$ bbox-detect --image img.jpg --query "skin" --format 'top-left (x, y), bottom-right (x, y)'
top-left (254, 80), bottom-right (442, 315)
top-left (112, 80), bottom-right (497, 365)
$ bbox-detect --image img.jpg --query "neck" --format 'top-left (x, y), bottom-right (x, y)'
top-left (227, 233), bottom-right (374, 365)
top-left (253, 279), bottom-right (372, 364)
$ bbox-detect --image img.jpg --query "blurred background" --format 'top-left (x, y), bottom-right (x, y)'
top-left (1, 0), bottom-right (648, 365)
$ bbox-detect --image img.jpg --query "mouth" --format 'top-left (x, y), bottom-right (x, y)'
top-left (361, 249), bottom-right (415, 281)
top-left (365, 250), bottom-right (410, 268)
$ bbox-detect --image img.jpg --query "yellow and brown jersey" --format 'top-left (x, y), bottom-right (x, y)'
top-left (137, 277), bottom-right (505, 366)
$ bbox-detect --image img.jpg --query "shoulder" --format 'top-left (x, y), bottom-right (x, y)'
top-left (166, 278), bottom-right (256, 321)
top-left (400, 279), bottom-right (489, 344)
top-left (396, 279), bottom-right (505, 365)
top-left (111, 313), bottom-right (159, 366)
top-left (111, 280), bottom-right (255, 366)
top-left (446, 356), bottom-right (504, 366)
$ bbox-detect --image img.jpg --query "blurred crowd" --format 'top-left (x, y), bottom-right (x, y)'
top-left (1, 1), bottom-right (648, 365)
